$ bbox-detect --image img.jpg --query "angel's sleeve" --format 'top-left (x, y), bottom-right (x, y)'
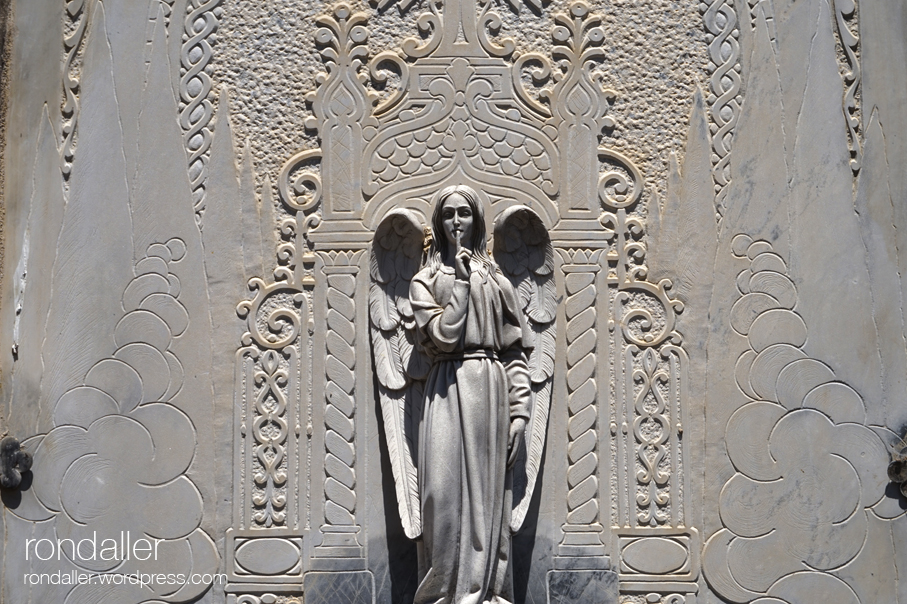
top-left (410, 274), bottom-right (469, 353)
top-left (498, 274), bottom-right (532, 420)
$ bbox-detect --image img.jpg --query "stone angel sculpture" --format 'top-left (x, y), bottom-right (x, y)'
top-left (369, 185), bottom-right (556, 604)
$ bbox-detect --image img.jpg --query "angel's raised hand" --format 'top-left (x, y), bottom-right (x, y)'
top-left (455, 246), bottom-right (472, 281)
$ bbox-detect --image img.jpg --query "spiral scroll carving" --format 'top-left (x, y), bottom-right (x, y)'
top-left (323, 271), bottom-right (358, 529)
top-left (832, 0), bottom-right (862, 171)
top-left (179, 0), bottom-right (222, 215)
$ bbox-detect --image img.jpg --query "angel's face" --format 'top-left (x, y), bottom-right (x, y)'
top-left (440, 193), bottom-right (474, 250)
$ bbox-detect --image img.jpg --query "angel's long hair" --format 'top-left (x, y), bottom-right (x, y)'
top-left (426, 185), bottom-right (497, 275)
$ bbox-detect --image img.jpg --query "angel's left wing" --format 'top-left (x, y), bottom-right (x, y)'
top-left (493, 205), bottom-right (557, 533)
top-left (369, 209), bottom-right (430, 539)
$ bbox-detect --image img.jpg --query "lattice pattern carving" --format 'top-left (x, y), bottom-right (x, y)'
top-left (251, 349), bottom-right (290, 527)
top-left (631, 348), bottom-right (670, 526)
top-left (179, 0), bottom-right (222, 215)
top-left (701, 0), bottom-right (742, 215)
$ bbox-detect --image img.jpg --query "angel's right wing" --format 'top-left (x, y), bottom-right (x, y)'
top-left (369, 209), bottom-right (429, 539)
top-left (493, 205), bottom-right (557, 533)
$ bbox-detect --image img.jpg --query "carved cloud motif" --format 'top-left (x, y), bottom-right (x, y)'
top-left (702, 235), bottom-right (892, 604)
top-left (17, 240), bottom-right (218, 604)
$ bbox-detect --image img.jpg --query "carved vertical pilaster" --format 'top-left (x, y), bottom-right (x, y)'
top-left (179, 0), bottom-right (222, 215)
top-left (597, 150), bottom-right (699, 599)
top-left (314, 252), bottom-right (365, 561)
top-left (558, 251), bottom-right (607, 561)
top-left (701, 0), bottom-right (742, 215)
top-left (229, 246), bottom-right (308, 593)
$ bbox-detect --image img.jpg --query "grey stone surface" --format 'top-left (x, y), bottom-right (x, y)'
top-left (304, 570), bottom-right (375, 604)
top-left (547, 570), bottom-right (618, 604)
top-left (0, 0), bottom-right (905, 603)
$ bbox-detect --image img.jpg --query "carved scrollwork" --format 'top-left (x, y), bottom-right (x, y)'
top-left (513, 52), bottom-right (554, 118)
top-left (833, 0), bottom-right (862, 171)
top-left (279, 149), bottom-right (323, 213)
top-left (598, 148), bottom-right (644, 210)
top-left (599, 148), bottom-right (682, 348)
top-left (477, 0), bottom-right (516, 58)
top-left (62, 0), bottom-right (88, 177)
top-left (237, 274), bottom-right (305, 351)
top-left (614, 282), bottom-right (682, 348)
top-left (401, 0), bottom-right (443, 59)
top-left (251, 349), bottom-right (291, 527)
top-left (278, 219), bottom-right (298, 268)
top-left (632, 347), bottom-right (671, 525)
top-left (368, 51), bottom-right (409, 116)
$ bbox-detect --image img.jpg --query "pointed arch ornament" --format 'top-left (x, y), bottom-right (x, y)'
top-left (227, 0), bottom-right (698, 601)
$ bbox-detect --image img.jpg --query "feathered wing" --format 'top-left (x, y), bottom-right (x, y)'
top-left (369, 209), bottom-right (429, 539)
top-left (493, 205), bottom-right (557, 532)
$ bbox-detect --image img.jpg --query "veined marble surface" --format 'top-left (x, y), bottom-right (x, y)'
top-left (0, 0), bottom-right (905, 603)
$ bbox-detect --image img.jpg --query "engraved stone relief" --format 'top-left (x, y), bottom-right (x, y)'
top-left (702, 236), bottom-right (897, 604)
top-left (369, 187), bottom-right (555, 602)
top-left (2, 0), bottom-right (907, 603)
top-left (178, 0), bottom-right (222, 215)
top-left (701, 0), bottom-right (742, 215)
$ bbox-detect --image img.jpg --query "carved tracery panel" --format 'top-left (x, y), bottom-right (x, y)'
top-left (232, 0), bottom-right (700, 601)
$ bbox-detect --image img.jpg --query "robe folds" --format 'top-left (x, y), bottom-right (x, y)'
top-left (410, 262), bottom-right (531, 604)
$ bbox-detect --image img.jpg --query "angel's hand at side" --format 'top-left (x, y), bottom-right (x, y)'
top-left (508, 417), bottom-right (527, 467)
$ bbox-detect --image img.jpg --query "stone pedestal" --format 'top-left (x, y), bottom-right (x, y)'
top-left (547, 569), bottom-right (619, 604)
top-left (304, 570), bottom-right (375, 604)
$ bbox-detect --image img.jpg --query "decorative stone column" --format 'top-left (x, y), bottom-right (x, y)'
top-left (315, 261), bottom-right (363, 558)
top-left (558, 253), bottom-right (607, 561)
top-left (305, 251), bottom-right (373, 604)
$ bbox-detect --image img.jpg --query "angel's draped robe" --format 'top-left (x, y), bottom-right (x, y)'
top-left (410, 262), bottom-right (531, 604)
